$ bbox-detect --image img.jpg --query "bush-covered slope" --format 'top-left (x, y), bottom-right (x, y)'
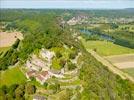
top-left (79, 52), bottom-right (134, 99)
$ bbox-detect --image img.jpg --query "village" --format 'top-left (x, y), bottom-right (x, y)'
top-left (66, 14), bottom-right (134, 26)
top-left (25, 48), bottom-right (65, 85)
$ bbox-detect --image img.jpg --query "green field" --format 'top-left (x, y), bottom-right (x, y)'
top-left (0, 67), bottom-right (27, 86)
top-left (81, 38), bottom-right (134, 56)
top-left (122, 68), bottom-right (134, 78)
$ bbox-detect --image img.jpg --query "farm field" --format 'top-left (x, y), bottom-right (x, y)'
top-left (0, 31), bottom-right (23, 47)
top-left (81, 38), bottom-right (134, 56)
top-left (106, 54), bottom-right (134, 69)
top-left (106, 54), bottom-right (134, 78)
top-left (0, 66), bottom-right (26, 87)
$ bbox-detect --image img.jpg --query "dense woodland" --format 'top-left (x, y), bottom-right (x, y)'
top-left (0, 9), bottom-right (134, 99)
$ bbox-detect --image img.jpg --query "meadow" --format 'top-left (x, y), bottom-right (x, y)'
top-left (0, 66), bottom-right (26, 86)
top-left (81, 38), bottom-right (134, 56)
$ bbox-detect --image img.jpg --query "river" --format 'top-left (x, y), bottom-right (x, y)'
top-left (80, 29), bottom-right (134, 48)
top-left (80, 29), bottom-right (114, 42)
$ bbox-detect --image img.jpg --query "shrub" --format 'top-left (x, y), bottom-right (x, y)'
top-left (25, 83), bottom-right (36, 94)
top-left (67, 61), bottom-right (76, 70)
top-left (56, 51), bottom-right (62, 58)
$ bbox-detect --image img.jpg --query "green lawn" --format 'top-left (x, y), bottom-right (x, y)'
top-left (122, 68), bottom-right (134, 78)
top-left (81, 38), bottom-right (134, 56)
top-left (0, 67), bottom-right (27, 86)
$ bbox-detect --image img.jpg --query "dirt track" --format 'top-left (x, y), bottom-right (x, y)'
top-left (88, 49), bottom-right (134, 83)
top-left (0, 31), bottom-right (23, 47)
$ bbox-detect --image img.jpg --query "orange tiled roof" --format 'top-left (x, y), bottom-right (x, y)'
top-left (41, 71), bottom-right (48, 77)
top-left (36, 75), bottom-right (44, 81)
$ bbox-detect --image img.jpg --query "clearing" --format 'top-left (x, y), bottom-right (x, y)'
top-left (0, 31), bottom-right (23, 47)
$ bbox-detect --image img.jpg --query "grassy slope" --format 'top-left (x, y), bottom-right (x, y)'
top-left (81, 38), bottom-right (134, 56)
top-left (0, 66), bottom-right (26, 86)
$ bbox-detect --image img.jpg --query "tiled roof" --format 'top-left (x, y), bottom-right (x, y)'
top-left (41, 71), bottom-right (48, 77)
top-left (26, 70), bottom-right (36, 77)
top-left (36, 75), bottom-right (44, 81)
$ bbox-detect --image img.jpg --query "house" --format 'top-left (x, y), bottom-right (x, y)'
top-left (26, 70), bottom-right (36, 79)
top-left (40, 49), bottom-right (55, 61)
top-left (36, 71), bottom-right (50, 85)
top-left (32, 59), bottom-right (45, 68)
top-left (49, 69), bottom-right (61, 75)
top-left (40, 71), bottom-right (50, 79)
top-left (36, 75), bottom-right (45, 85)
top-left (32, 58), bottom-right (50, 71)
top-left (26, 60), bottom-right (42, 71)
top-left (32, 55), bottom-right (46, 68)
top-left (33, 95), bottom-right (46, 100)
top-left (67, 17), bottom-right (77, 25)
top-left (49, 70), bottom-right (64, 78)
top-left (26, 54), bottom-right (50, 71)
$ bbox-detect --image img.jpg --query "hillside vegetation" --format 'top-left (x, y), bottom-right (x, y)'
top-left (0, 10), bottom-right (134, 100)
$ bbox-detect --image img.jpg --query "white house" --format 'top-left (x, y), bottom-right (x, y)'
top-left (26, 60), bottom-right (42, 71)
top-left (40, 49), bottom-right (55, 61)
